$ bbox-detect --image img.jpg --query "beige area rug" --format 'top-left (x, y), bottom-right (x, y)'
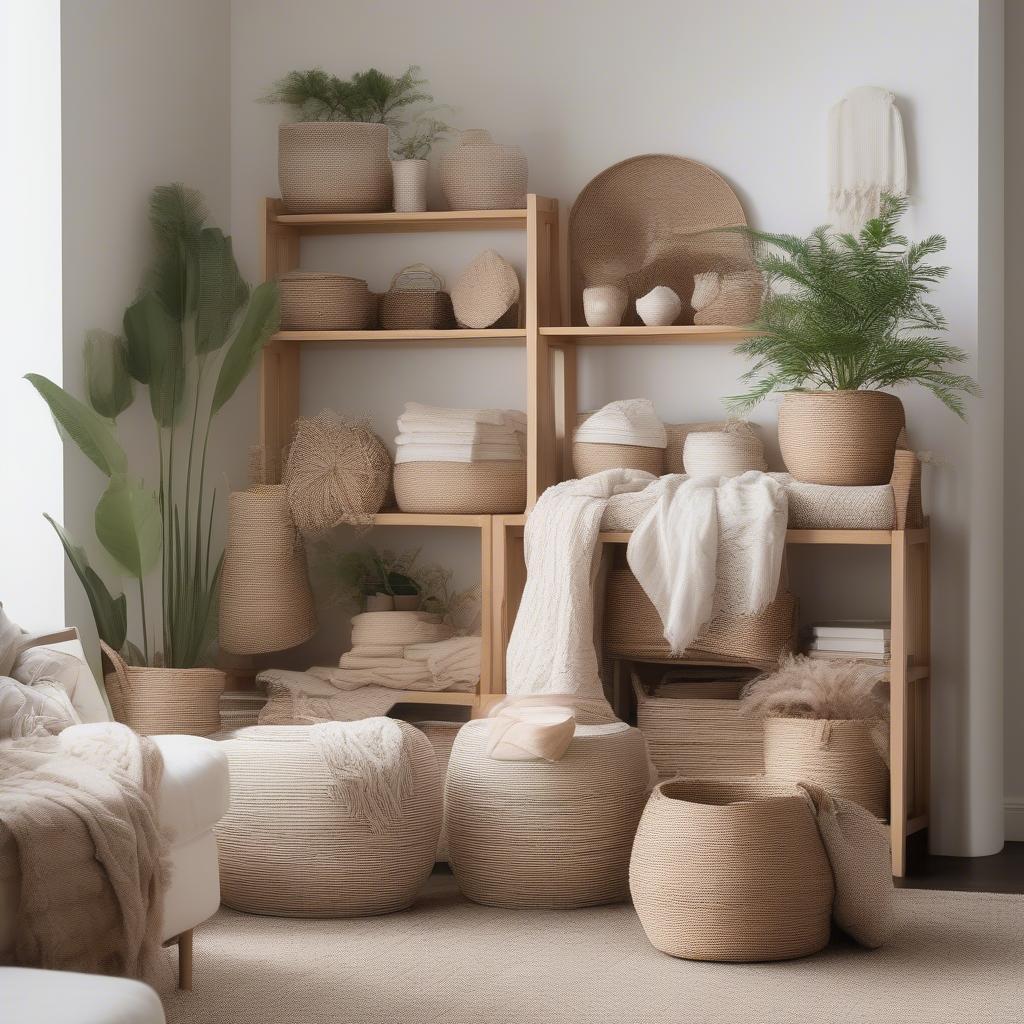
top-left (161, 874), bottom-right (1023, 1024)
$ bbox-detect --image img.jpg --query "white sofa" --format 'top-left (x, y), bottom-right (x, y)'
top-left (0, 628), bottom-right (229, 989)
top-left (3, 966), bottom-right (165, 1024)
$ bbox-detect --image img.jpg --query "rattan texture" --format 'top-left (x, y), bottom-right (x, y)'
top-left (445, 719), bottom-right (651, 909)
top-left (569, 155), bottom-right (754, 326)
top-left (278, 272), bottom-right (375, 331)
top-left (450, 250), bottom-right (520, 329)
top-left (439, 130), bottom-right (528, 211)
top-left (278, 122), bottom-right (392, 214)
top-left (629, 777), bottom-right (835, 962)
top-left (215, 722), bottom-right (441, 917)
top-left (572, 441), bottom-right (665, 478)
top-left (415, 720), bottom-right (461, 861)
top-left (219, 485), bottom-right (318, 655)
top-left (763, 717), bottom-right (890, 819)
top-left (394, 460), bottom-right (526, 514)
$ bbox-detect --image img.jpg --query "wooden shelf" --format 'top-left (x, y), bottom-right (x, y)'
top-left (270, 205), bottom-right (533, 234)
top-left (272, 328), bottom-right (526, 345)
top-left (539, 325), bottom-right (753, 345)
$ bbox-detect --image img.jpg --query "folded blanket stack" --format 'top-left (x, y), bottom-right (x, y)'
top-left (394, 402), bottom-right (526, 465)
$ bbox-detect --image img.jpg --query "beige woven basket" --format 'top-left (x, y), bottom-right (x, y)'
top-left (278, 122), bottom-right (392, 214)
top-left (778, 390), bottom-right (906, 485)
top-left (604, 567), bottom-right (798, 669)
top-left (415, 720), bottom-right (462, 862)
top-left (763, 717), bottom-right (890, 819)
top-left (664, 420), bottom-right (730, 474)
top-left (682, 429), bottom-right (766, 476)
top-left (630, 777), bottom-right (835, 962)
top-left (379, 264), bottom-right (456, 331)
top-left (394, 460), bottom-right (526, 514)
top-left (439, 129), bottom-right (528, 211)
top-left (445, 719), bottom-right (652, 909)
top-left (451, 249), bottom-right (520, 329)
top-left (279, 272), bottom-right (375, 331)
top-left (101, 642), bottom-right (224, 737)
top-left (215, 722), bottom-right (440, 917)
top-left (691, 270), bottom-right (764, 326)
top-left (219, 485), bottom-right (318, 655)
top-left (572, 441), bottom-right (665, 478)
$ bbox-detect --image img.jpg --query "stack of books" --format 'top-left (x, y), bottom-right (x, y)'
top-left (805, 620), bottom-right (890, 663)
top-left (218, 688), bottom-right (268, 730)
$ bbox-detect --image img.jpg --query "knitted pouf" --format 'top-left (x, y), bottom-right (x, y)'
top-left (445, 719), bottom-right (652, 909)
top-left (215, 723), bottom-right (441, 917)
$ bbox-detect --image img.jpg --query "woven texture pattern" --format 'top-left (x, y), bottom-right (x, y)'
top-left (682, 430), bottom-right (766, 476)
top-left (786, 478), bottom-right (896, 529)
top-left (394, 460), bottom-right (526, 514)
top-left (572, 441), bottom-right (665, 478)
top-left (445, 719), bottom-right (651, 908)
top-left (451, 249), bottom-right (520, 329)
top-left (664, 420), bottom-right (730, 474)
top-left (691, 270), bottom-right (764, 326)
top-left (380, 264), bottom-right (455, 330)
top-left (629, 778), bottom-right (835, 962)
top-left (278, 122), bottom-right (392, 214)
top-left (440, 130), bottom-right (527, 210)
top-left (392, 159), bottom-right (427, 212)
top-left (215, 722), bottom-right (440, 917)
top-left (415, 720), bottom-right (461, 861)
top-left (278, 272), bottom-right (375, 331)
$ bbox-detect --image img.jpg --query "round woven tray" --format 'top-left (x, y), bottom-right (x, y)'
top-left (394, 460), bottom-right (526, 514)
top-left (630, 777), bottom-right (834, 962)
top-left (440, 129), bottom-right (528, 211)
top-left (572, 441), bottom-right (665, 478)
top-left (279, 272), bottom-right (375, 331)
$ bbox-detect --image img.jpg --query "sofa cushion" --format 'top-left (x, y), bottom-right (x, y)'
top-left (152, 735), bottom-right (230, 845)
top-left (0, 676), bottom-right (80, 738)
top-left (3, 967), bottom-right (165, 1023)
top-left (12, 631), bottom-right (111, 725)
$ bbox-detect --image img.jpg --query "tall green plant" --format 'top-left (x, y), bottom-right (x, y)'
top-left (727, 194), bottom-right (979, 416)
top-left (29, 183), bottom-right (280, 668)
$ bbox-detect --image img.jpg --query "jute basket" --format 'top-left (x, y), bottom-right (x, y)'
top-left (394, 460), bottom-right (526, 514)
top-left (415, 720), bottom-right (462, 862)
top-left (445, 719), bottom-right (652, 909)
top-left (682, 429), bottom-right (766, 476)
top-left (379, 264), bottom-right (456, 331)
top-left (691, 270), bottom-right (764, 326)
top-left (572, 441), bottom-right (665, 478)
top-left (215, 723), bottom-right (440, 917)
top-left (439, 129), bottom-right (528, 211)
top-left (763, 717), bottom-right (890, 819)
top-left (778, 390), bottom-right (906, 485)
top-left (101, 642), bottom-right (224, 737)
top-left (278, 122), bottom-right (392, 214)
top-left (219, 485), bottom-right (317, 655)
top-left (664, 420), bottom-right (730, 474)
top-left (451, 249), bottom-right (520, 329)
top-left (278, 272), bottom-right (375, 331)
top-left (629, 777), bottom-right (835, 962)
top-left (604, 568), bottom-right (798, 669)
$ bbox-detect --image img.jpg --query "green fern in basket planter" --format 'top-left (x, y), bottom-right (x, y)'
top-left (28, 184), bottom-right (280, 667)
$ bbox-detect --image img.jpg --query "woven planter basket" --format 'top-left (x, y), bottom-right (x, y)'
top-left (379, 264), bottom-right (456, 331)
top-left (572, 441), bottom-right (665, 478)
top-left (445, 719), bottom-right (651, 909)
top-left (279, 272), bottom-right (375, 331)
top-left (630, 777), bottom-right (834, 961)
top-left (604, 568), bottom-right (798, 669)
top-left (219, 485), bottom-right (318, 655)
top-left (415, 720), bottom-right (462, 862)
top-left (778, 390), bottom-right (906, 485)
top-left (100, 642), bottom-right (224, 737)
top-left (215, 722), bottom-right (440, 917)
top-left (763, 717), bottom-right (890, 819)
top-left (278, 122), bottom-right (392, 214)
top-left (440, 129), bottom-right (528, 211)
top-left (394, 460), bottom-right (526, 514)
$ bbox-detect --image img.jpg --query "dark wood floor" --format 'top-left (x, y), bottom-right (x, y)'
top-left (899, 838), bottom-right (1024, 893)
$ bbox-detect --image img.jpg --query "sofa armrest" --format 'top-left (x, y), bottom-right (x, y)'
top-left (890, 450), bottom-right (923, 530)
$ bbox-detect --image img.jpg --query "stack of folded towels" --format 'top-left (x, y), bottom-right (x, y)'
top-left (394, 402), bottom-right (526, 465)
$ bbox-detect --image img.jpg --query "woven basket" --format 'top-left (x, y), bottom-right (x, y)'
top-left (215, 722), bottom-right (440, 917)
top-left (278, 122), bottom-right (392, 214)
top-left (219, 485), bottom-right (317, 655)
top-left (664, 420), bottom-right (729, 474)
top-left (572, 441), bottom-right (665, 478)
top-left (445, 719), bottom-right (651, 909)
top-left (392, 158), bottom-right (428, 212)
top-left (778, 390), bottom-right (906, 485)
top-left (101, 642), bottom-right (224, 737)
top-left (629, 777), bottom-right (835, 961)
top-left (415, 720), bottom-right (462, 862)
top-left (604, 568), bottom-right (798, 669)
top-left (691, 270), bottom-right (764, 326)
top-left (682, 429), bottom-right (766, 476)
top-left (439, 129), bottom-right (528, 211)
top-left (451, 249), bottom-right (520, 329)
top-left (379, 264), bottom-right (456, 331)
top-left (279, 272), bottom-right (375, 331)
top-left (763, 717), bottom-right (890, 819)
top-left (394, 460), bottom-right (526, 514)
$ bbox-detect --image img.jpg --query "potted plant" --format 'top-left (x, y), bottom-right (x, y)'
top-left (728, 194), bottom-right (978, 484)
top-left (391, 115), bottom-right (452, 213)
top-left (28, 184), bottom-right (280, 735)
top-left (263, 65), bottom-right (432, 214)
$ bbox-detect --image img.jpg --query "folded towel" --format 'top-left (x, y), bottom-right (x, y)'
top-left (395, 426), bottom-right (524, 445)
top-left (395, 442), bottom-right (525, 464)
top-left (576, 398), bottom-right (667, 448)
top-left (399, 402), bottom-right (526, 430)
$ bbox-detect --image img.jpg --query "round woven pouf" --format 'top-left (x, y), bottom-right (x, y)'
top-left (630, 777), bottom-right (835, 962)
top-left (215, 723), bottom-right (441, 917)
top-left (445, 719), bottom-right (652, 909)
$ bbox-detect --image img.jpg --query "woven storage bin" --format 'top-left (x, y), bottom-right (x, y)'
top-left (379, 264), bottom-right (456, 331)
top-left (219, 485), bottom-right (317, 655)
top-left (278, 122), bottom-right (392, 214)
top-left (445, 719), bottom-right (651, 908)
top-left (279, 272), bottom-right (375, 331)
top-left (215, 723), bottom-right (440, 917)
top-left (572, 441), bottom-right (665, 478)
top-left (664, 420), bottom-right (730, 474)
top-left (630, 777), bottom-right (835, 961)
top-left (440, 129), bottom-right (528, 210)
top-left (763, 717), bottom-right (889, 819)
top-left (682, 429), bottom-right (766, 476)
top-left (604, 568), bottom-right (798, 669)
top-left (101, 642), bottom-right (224, 737)
top-left (415, 720), bottom-right (462, 862)
top-left (394, 461), bottom-right (526, 514)
top-left (778, 390), bottom-right (906, 485)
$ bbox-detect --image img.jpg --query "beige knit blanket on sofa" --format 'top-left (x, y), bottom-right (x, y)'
top-left (0, 722), bottom-right (166, 979)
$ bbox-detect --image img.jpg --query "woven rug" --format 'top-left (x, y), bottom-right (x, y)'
top-left (160, 874), bottom-right (1022, 1023)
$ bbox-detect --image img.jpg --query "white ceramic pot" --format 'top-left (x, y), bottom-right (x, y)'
top-left (583, 285), bottom-right (628, 327)
top-left (636, 286), bottom-right (681, 327)
top-left (392, 159), bottom-right (429, 213)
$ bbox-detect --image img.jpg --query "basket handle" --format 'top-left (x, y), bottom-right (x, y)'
top-left (630, 672), bottom-right (650, 706)
top-left (99, 639), bottom-right (133, 725)
top-left (389, 263), bottom-right (444, 292)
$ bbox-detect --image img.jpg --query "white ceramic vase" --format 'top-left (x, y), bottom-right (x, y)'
top-left (583, 285), bottom-right (628, 327)
top-left (392, 159), bottom-right (428, 213)
top-left (636, 286), bottom-right (681, 327)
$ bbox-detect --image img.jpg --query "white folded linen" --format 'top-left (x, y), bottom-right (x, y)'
top-left (575, 398), bottom-right (667, 449)
top-left (395, 443), bottom-right (525, 464)
top-left (395, 425), bottom-right (524, 445)
top-left (397, 402), bottom-right (526, 431)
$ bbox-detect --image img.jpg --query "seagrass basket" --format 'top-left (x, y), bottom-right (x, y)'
top-left (439, 129), bottom-right (528, 210)
top-left (572, 441), bottom-right (665, 478)
top-left (279, 272), bottom-right (375, 331)
top-left (451, 249), bottom-right (520, 329)
top-left (394, 460), bottom-right (526, 514)
top-left (379, 264), bottom-right (456, 331)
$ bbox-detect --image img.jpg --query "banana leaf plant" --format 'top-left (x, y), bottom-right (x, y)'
top-left (28, 184), bottom-right (280, 668)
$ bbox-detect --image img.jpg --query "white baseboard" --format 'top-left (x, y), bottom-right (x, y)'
top-left (1005, 800), bottom-right (1024, 841)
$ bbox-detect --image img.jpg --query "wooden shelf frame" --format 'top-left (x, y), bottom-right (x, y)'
top-left (270, 328), bottom-right (526, 345)
top-left (538, 325), bottom-right (754, 345)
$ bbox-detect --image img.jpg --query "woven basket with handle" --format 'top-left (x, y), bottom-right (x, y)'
top-left (379, 264), bottom-right (456, 331)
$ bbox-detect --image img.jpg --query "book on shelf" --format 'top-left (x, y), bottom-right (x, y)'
top-left (810, 636), bottom-right (890, 654)
top-left (809, 620), bottom-right (891, 640)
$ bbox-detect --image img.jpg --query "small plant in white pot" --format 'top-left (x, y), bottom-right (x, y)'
top-left (728, 195), bottom-right (978, 484)
top-left (391, 116), bottom-right (451, 212)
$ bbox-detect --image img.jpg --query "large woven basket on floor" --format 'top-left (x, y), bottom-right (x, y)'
top-left (279, 272), bottom-right (375, 331)
top-left (439, 129), bottom-right (528, 210)
top-left (394, 460), bottom-right (526, 514)
top-left (629, 777), bottom-right (835, 962)
top-left (415, 720), bottom-right (462, 862)
top-left (445, 719), bottom-right (652, 909)
top-left (572, 441), bottom-right (665, 478)
top-left (379, 264), bottom-right (456, 331)
top-left (215, 723), bottom-right (441, 917)
top-left (763, 717), bottom-right (890, 819)
top-left (101, 642), bottom-right (224, 737)
top-left (278, 122), bottom-right (392, 214)
top-left (604, 568), bottom-right (798, 669)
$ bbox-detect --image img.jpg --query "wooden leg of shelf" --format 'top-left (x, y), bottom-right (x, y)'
top-left (177, 929), bottom-right (193, 991)
top-left (259, 342), bottom-right (301, 484)
top-left (478, 516), bottom-right (494, 700)
top-left (889, 531), bottom-right (910, 877)
top-left (554, 342), bottom-right (578, 482)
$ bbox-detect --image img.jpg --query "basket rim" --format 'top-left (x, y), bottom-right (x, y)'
top-left (654, 776), bottom-right (803, 808)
